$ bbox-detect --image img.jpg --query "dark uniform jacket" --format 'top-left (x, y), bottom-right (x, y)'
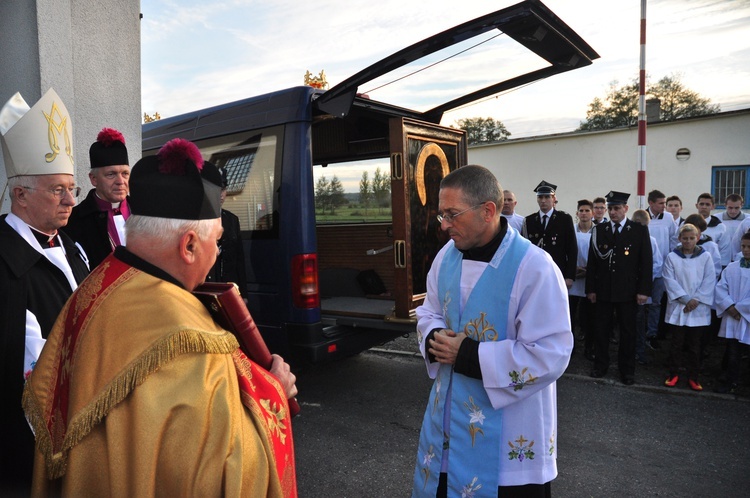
top-left (0, 215), bottom-right (89, 494)
top-left (585, 218), bottom-right (653, 301)
top-left (62, 189), bottom-right (128, 270)
top-left (205, 208), bottom-right (248, 299)
top-left (523, 209), bottom-right (578, 280)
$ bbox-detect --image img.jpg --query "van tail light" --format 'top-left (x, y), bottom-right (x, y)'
top-left (291, 253), bottom-right (320, 309)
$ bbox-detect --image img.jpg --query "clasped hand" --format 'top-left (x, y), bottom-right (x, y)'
top-left (683, 298), bottom-right (699, 313)
top-left (428, 329), bottom-right (467, 365)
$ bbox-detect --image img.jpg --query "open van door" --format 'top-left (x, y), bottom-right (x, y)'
top-left (315, 0), bottom-right (599, 123)
top-left (313, 0), bottom-right (598, 320)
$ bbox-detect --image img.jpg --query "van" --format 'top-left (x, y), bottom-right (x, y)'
top-left (142, 0), bottom-right (598, 363)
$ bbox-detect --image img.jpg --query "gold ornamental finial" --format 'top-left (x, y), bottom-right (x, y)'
top-left (143, 112), bottom-right (161, 123)
top-left (304, 70), bottom-right (328, 90)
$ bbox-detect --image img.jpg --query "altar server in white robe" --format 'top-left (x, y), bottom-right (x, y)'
top-left (412, 165), bottom-right (572, 498)
top-left (662, 223), bottom-right (715, 391)
top-left (719, 194), bottom-right (746, 259)
top-left (714, 231), bottom-right (750, 393)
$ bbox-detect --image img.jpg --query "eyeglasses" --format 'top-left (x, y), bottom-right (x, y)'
top-left (437, 203), bottom-right (485, 224)
top-left (23, 186), bottom-right (81, 199)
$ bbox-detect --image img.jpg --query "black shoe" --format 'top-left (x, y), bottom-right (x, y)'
top-left (590, 369), bottom-right (607, 378)
top-left (622, 377), bottom-right (635, 386)
top-left (715, 383), bottom-right (738, 394)
top-left (646, 338), bottom-right (661, 350)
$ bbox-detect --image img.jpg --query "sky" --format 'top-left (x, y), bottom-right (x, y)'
top-left (141, 0), bottom-right (750, 141)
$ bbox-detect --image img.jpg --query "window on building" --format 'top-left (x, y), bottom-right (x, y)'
top-left (712, 166), bottom-right (750, 208)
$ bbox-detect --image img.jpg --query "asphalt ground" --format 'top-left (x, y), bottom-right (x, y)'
top-left (294, 342), bottom-right (750, 497)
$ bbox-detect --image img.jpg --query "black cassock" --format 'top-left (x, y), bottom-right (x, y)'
top-left (0, 215), bottom-right (90, 495)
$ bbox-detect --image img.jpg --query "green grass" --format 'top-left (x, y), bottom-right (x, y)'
top-left (316, 205), bottom-right (392, 223)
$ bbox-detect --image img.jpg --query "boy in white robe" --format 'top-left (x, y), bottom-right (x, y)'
top-left (714, 231), bottom-right (750, 393)
top-left (631, 209), bottom-right (663, 365)
top-left (663, 223), bottom-right (715, 391)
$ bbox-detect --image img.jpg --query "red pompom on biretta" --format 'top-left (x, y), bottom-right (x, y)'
top-left (156, 138), bottom-right (204, 175)
top-left (130, 137), bottom-right (221, 220)
top-left (96, 127), bottom-right (126, 147)
top-left (89, 127), bottom-right (129, 168)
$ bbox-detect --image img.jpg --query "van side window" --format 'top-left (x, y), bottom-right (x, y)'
top-left (209, 126), bottom-right (282, 232)
top-left (313, 159), bottom-right (391, 224)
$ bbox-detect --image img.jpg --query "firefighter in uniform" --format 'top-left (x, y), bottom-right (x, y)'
top-left (586, 191), bottom-right (652, 385)
top-left (522, 180), bottom-right (577, 289)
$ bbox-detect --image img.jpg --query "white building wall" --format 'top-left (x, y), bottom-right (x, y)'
top-left (469, 111), bottom-right (750, 218)
top-left (0, 0), bottom-right (141, 211)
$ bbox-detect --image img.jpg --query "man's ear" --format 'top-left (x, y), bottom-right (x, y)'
top-left (179, 230), bottom-right (199, 264)
top-left (89, 171), bottom-right (98, 187)
top-left (12, 186), bottom-right (29, 206)
top-left (484, 201), bottom-right (497, 220)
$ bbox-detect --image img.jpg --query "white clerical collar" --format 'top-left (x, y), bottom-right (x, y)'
top-left (94, 191), bottom-right (121, 210)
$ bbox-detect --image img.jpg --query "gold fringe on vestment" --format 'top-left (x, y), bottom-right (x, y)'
top-left (22, 328), bottom-right (239, 479)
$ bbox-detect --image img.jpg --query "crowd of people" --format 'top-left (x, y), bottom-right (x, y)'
top-left (1, 88), bottom-right (746, 498)
top-left (503, 183), bottom-right (749, 395)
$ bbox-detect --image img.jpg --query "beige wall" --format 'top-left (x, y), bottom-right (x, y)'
top-left (0, 0), bottom-right (141, 210)
top-left (469, 111), bottom-right (750, 218)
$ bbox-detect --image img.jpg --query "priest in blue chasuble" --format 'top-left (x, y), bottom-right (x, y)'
top-left (412, 165), bottom-right (573, 498)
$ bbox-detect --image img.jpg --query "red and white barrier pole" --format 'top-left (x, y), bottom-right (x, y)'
top-left (637, 0), bottom-right (648, 209)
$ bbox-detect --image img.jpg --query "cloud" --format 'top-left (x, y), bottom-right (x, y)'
top-left (141, 0), bottom-right (750, 135)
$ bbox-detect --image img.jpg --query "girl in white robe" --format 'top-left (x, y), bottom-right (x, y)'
top-left (662, 223), bottom-right (715, 391)
top-left (714, 231), bottom-right (750, 392)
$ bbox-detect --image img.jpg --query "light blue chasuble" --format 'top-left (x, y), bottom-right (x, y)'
top-left (413, 232), bottom-right (530, 497)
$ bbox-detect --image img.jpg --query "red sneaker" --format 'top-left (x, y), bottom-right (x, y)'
top-left (664, 375), bottom-right (679, 387)
top-left (689, 379), bottom-right (703, 391)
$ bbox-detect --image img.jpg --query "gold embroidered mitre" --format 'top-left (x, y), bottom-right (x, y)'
top-left (0, 88), bottom-right (75, 178)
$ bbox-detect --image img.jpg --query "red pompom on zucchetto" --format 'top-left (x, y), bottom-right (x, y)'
top-left (157, 138), bottom-right (204, 175)
top-left (96, 127), bottom-right (125, 147)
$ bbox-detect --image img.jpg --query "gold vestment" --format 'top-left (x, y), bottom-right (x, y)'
top-left (24, 256), bottom-right (296, 497)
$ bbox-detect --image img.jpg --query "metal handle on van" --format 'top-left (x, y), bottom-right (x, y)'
top-left (367, 244), bottom-right (393, 256)
top-left (391, 153), bottom-right (402, 180)
top-left (394, 240), bottom-right (406, 268)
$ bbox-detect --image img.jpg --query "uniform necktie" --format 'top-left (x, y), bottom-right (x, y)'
top-left (613, 222), bottom-right (621, 241)
top-left (542, 214), bottom-right (548, 230)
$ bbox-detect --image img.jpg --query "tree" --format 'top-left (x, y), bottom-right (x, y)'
top-left (328, 175), bottom-right (346, 214)
top-left (453, 117), bottom-right (511, 144)
top-left (654, 74), bottom-right (720, 121)
top-left (315, 175), bottom-right (329, 213)
top-left (578, 73), bottom-right (720, 131)
top-left (359, 171), bottom-right (371, 214)
top-left (371, 167), bottom-right (391, 213)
